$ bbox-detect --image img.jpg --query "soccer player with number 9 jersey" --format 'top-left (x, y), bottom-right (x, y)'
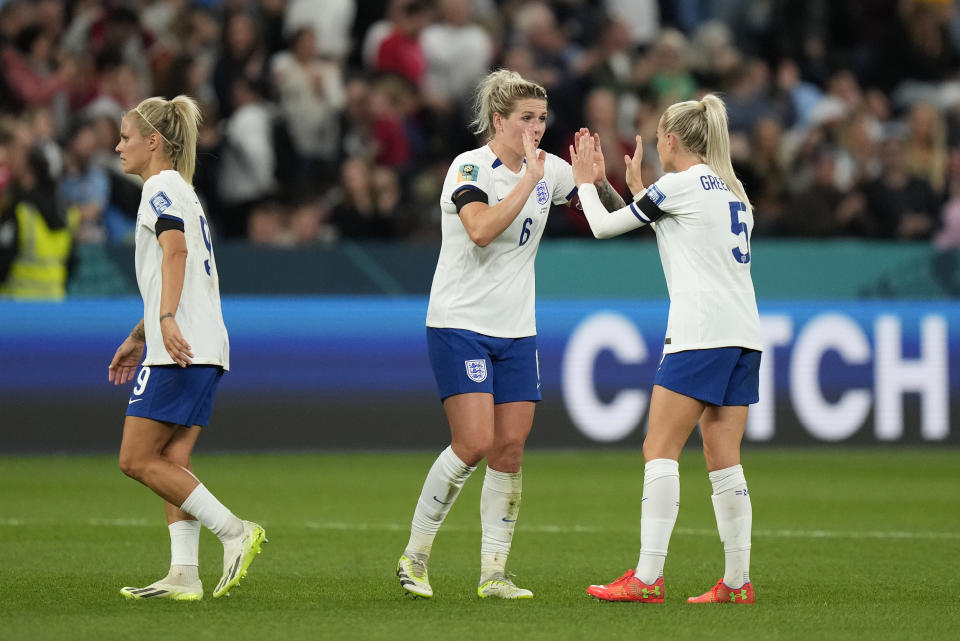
top-left (571, 94), bottom-right (762, 605)
top-left (108, 95), bottom-right (265, 602)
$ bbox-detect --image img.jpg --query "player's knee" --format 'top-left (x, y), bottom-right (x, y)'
top-left (488, 439), bottom-right (524, 470)
top-left (488, 450), bottom-right (522, 472)
top-left (452, 436), bottom-right (494, 466)
top-left (118, 452), bottom-right (147, 481)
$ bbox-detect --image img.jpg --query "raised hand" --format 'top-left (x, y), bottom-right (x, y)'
top-left (574, 128), bottom-right (607, 184)
top-left (570, 129), bottom-right (600, 186)
top-left (522, 129), bottom-right (546, 184)
top-left (625, 134), bottom-right (645, 195)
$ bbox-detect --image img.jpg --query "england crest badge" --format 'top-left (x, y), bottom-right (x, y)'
top-left (535, 179), bottom-right (550, 205)
top-left (465, 359), bottom-right (487, 383)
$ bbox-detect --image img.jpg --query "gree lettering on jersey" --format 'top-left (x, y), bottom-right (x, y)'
top-left (699, 175), bottom-right (730, 192)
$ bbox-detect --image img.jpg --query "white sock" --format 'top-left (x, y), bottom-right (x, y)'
top-left (480, 467), bottom-right (522, 581)
top-left (165, 564), bottom-right (200, 584)
top-left (168, 519), bottom-right (200, 568)
top-left (635, 458), bottom-right (679, 584)
top-left (180, 484), bottom-right (243, 542)
top-left (709, 464), bottom-right (752, 589)
top-left (405, 446), bottom-right (476, 557)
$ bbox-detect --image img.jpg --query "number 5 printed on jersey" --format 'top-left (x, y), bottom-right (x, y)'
top-left (729, 201), bottom-right (750, 264)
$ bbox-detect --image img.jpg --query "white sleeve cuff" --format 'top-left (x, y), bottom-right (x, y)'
top-left (578, 183), bottom-right (648, 239)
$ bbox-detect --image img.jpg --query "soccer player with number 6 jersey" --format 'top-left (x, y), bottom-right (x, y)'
top-left (108, 95), bottom-right (265, 602)
top-left (396, 69), bottom-right (627, 600)
top-left (570, 94), bottom-right (762, 604)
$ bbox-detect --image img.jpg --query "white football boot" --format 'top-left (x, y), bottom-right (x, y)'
top-left (397, 553), bottom-right (433, 598)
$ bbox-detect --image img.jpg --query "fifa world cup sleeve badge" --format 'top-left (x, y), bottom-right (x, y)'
top-left (457, 164), bottom-right (479, 183)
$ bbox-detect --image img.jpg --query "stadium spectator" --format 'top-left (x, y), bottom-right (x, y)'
top-left (648, 29), bottom-right (697, 105)
top-left (24, 106), bottom-right (63, 179)
top-left (885, 0), bottom-right (959, 87)
top-left (289, 197), bottom-right (339, 244)
top-left (367, 74), bottom-right (415, 169)
top-left (578, 15), bottom-right (637, 97)
top-left (862, 136), bottom-right (941, 240)
top-left (580, 87), bottom-right (632, 197)
top-left (338, 75), bottom-right (376, 161)
top-left (688, 20), bottom-right (742, 93)
top-left (284, 0), bottom-right (356, 62)
top-left (373, 0), bottom-right (432, 88)
top-left (421, 0), bottom-right (494, 109)
top-left (603, 0), bottom-right (660, 48)
top-left (838, 111), bottom-right (883, 187)
top-left (360, 0), bottom-right (403, 69)
top-left (510, 1), bottom-right (584, 135)
top-left (271, 26), bottom-right (346, 193)
top-left (773, 57), bottom-right (823, 129)
top-left (247, 199), bottom-right (294, 247)
top-left (67, 4), bottom-right (155, 91)
top-left (742, 117), bottom-right (789, 233)
top-left (212, 11), bottom-right (268, 118)
top-left (904, 101), bottom-right (949, 197)
top-left (61, 120), bottom-right (111, 244)
top-left (724, 58), bottom-right (781, 135)
top-left (782, 147), bottom-right (870, 237)
top-left (216, 76), bottom-right (276, 238)
top-left (330, 157), bottom-right (401, 238)
top-left (0, 23), bottom-right (73, 120)
top-left (0, 131), bottom-right (77, 300)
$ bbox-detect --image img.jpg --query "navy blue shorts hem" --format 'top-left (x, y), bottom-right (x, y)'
top-left (653, 347), bottom-right (760, 407)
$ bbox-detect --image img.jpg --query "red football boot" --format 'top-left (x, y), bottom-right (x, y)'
top-left (586, 569), bottom-right (665, 603)
top-left (687, 579), bottom-right (755, 604)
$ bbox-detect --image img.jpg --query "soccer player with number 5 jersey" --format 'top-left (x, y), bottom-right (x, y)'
top-left (108, 95), bottom-right (265, 602)
top-left (571, 94), bottom-right (761, 604)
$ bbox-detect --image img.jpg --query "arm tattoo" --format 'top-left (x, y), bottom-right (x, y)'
top-left (596, 180), bottom-right (627, 211)
top-left (130, 319), bottom-right (146, 343)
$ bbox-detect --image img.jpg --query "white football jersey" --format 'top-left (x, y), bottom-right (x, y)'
top-left (135, 170), bottom-right (230, 369)
top-left (645, 164), bottom-right (762, 353)
top-left (426, 144), bottom-right (576, 337)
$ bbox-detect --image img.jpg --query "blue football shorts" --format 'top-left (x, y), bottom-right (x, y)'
top-left (653, 347), bottom-right (761, 406)
top-left (426, 327), bottom-right (541, 403)
top-left (125, 364), bottom-right (224, 427)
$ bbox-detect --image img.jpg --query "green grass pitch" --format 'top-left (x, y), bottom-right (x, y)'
top-left (2, 449), bottom-right (958, 641)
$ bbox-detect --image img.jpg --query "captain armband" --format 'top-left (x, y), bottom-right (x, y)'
top-left (452, 186), bottom-right (489, 213)
top-left (155, 218), bottom-right (185, 237)
top-left (629, 192), bottom-right (666, 225)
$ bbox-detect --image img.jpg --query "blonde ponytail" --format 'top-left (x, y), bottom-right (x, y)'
top-left (700, 95), bottom-right (750, 208)
top-left (660, 93), bottom-right (752, 209)
top-left (470, 69), bottom-right (547, 141)
top-left (131, 95), bottom-right (202, 184)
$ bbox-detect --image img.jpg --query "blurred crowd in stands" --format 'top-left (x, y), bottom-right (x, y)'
top-left (3, 0), bottom-right (960, 284)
